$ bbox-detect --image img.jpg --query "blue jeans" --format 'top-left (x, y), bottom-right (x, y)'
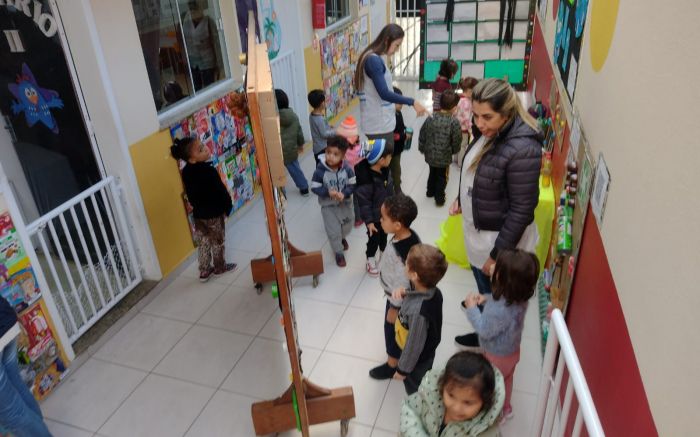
top-left (285, 160), bottom-right (308, 191)
top-left (0, 339), bottom-right (52, 437)
top-left (471, 266), bottom-right (493, 295)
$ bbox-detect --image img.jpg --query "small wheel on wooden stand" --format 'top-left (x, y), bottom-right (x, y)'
top-left (255, 282), bottom-right (263, 295)
top-left (340, 419), bottom-right (349, 436)
top-left (312, 275), bottom-right (319, 288)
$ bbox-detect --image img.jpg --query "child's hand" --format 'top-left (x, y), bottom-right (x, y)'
top-left (297, 146), bottom-right (304, 154)
top-left (449, 199), bottom-right (461, 216)
top-left (335, 192), bottom-right (345, 201)
top-left (465, 293), bottom-right (480, 308)
top-left (391, 287), bottom-right (407, 301)
top-left (367, 223), bottom-right (378, 236)
top-left (476, 294), bottom-right (487, 306)
top-left (393, 372), bottom-right (406, 381)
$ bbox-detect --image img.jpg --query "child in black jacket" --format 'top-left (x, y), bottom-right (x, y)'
top-left (171, 137), bottom-right (236, 282)
top-left (354, 139), bottom-right (394, 276)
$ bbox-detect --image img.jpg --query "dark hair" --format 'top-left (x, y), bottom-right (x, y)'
top-left (438, 351), bottom-right (496, 413)
top-left (440, 89), bottom-right (460, 111)
top-left (325, 135), bottom-right (350, 153)
top-left (491, 249), bottom-right (539, 305)
top-left (438, 58), bottom-right (459, 79)
top-left (308, 89), bottom-right (326, 109)
top-left (459, 76), bottom-right (478, 91)
top-left (406, 244), bottom-right (447, 288)
top-left (354, 24), bottom-right (405, 91)
top-left (163, 81), bottom-right (184, 104)
top-left (382, 194), bottom-right (418, 228)
top-left (170, 137), bottom-right (196, 161)
top-left (393, 86), bottom-right (403, 95)
top-left (275, 89), bottom-right (289, 110)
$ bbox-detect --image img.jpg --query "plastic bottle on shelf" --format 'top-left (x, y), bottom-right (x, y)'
top-left (542, 151), bottom-right (553, 187)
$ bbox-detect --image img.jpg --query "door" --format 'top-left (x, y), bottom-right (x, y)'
top-left (0, 0), bottom-right (102, 222)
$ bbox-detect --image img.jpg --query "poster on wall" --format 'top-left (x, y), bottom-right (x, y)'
top-left (553, 0), bottom-right (589, 101)
top-left (591, 152), bottom-right (610, 227)
top-left (260, 0), bottom-right (281, 59)
top-left (320, 18), bottom-right (369, 120)
top-left (170, 92), bottom-right (260, 237)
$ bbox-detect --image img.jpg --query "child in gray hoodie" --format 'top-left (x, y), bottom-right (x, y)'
top-left (462, 249), bottom-right (539, 423)
top-left (310, 136), bottom-right (356, 267)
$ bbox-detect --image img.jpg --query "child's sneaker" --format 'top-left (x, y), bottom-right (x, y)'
top-left (369, 363), bottom-right (396, 380)
top-left (335, 253), bottom-right (347, 267)
top-left (199, 268), bottom-right (214, 282)
top-left (214, 263), bottom-right (237, 276)
top-left (499, 406), bottom-right (514, 425)
top-left (342, 239), bottom-right (349, 251)
top-left (300, 188), bottom-right (310, 197)
top-left (366, 257), bottom-right (379, 276)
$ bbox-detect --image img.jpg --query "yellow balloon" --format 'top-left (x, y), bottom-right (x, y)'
top-left (590, 0), bottom-right (620, 71)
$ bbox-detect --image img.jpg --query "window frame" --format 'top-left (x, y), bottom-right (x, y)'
top-left (325, 0), bottom-right (351, 29)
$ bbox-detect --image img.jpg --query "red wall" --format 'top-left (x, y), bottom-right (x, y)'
top-left (528, 17), bottom-right (658, 436)
top-left (567, 210), bottom-right (658, 436)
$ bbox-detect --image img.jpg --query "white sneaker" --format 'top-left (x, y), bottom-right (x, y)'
top-left (366, 257), bottom-right (379, 277)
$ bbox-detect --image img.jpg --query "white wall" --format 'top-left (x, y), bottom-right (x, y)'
top-left (540, 1), bottom-right (700, 434)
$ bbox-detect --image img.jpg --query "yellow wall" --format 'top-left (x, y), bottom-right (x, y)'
top-left (304, 45), bottom-right (323, 103)
top-left (129, 131), bottom-right (194, 277)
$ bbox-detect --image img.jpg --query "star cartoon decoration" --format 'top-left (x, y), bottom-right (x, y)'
top-left (8, 63), bottom-right (64, 134)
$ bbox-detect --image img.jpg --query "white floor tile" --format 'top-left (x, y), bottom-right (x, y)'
top-left (276, 421), bottom-right (373, 437)
top-left (439, 280), bottom-right (473, 326)
top-left (411, 216), bottom-right (448, 248)
top-left (258, 297), bottom-right (346, 349)
top-left (141, 276), bottom-right (228, 323)
top-left (442, 262), bottom-right (476, 287)
top-left (513, 336), bottom-right (543, 395)
top-left (284, 204), bottom-right (328, 251)
top-left (499, 390), bottom-right (538, 437)
top-left (154, 325), bottom-right (253, 387)
top-left (42, 359), bottom-right (146, 431)
top-left (184, 390), bottom-right (260, 437)
top-left (45, 420), bottom-right (94, 437)
top-left (326, 307), bottom-right (388, 362)
top-left (309, 351), bottom-right (389, 427)
top-left (98, 374), bottom-right (214, 437)
top-left (370, 427), bottom-right (398, 437)
top-left (93, 313), bottom-right (190, 371)
top-left (318, 233), bottom-right (370, 272)
top-left (198, 285), bottom-right (278, 335)
top-left (349, 274), bottom-right (386, 312)
top-left (226, 218), bottom-right (271, 253)
top-left (374, 380), bottom-right (407, 433)
top-left (292, 262), bottom-right (366, 305)
top-left (221, 337), bottom-right (322, 400)
top-left (433, 322), bottom-right (470, 370)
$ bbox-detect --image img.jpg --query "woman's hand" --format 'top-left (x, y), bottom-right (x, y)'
top-left (481, 257), bottom-right (496, 276)
top-left (367, 222), bottom-right (378, 236)
top-left (413, 100), bottom-right (428, 117)
top-left (448, 199), bottom-right (461, 216)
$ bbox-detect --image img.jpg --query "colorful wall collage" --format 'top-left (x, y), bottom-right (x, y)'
top-left (320, 18), bottom-right (369, 120)
top-left (0, 198), bottom-right (69, 402)
top-left (169, 92), bottom-right (260, 236)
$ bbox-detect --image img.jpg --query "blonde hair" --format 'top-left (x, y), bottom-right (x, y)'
top-left (469, 79), bottom-right (539, 170)
top-left (354, 24), bottom-right (405, 92)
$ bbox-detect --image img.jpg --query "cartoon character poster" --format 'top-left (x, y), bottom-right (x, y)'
top-left (553, 0), bottom-right (589, 101)
top-left (0, 268), bottom-right (40, 312)
top-left (7, 64), bottom-right (64, 134)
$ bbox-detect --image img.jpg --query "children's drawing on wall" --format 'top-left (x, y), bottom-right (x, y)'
top-left (7, 63), bottom-right (64, 133)
top-left (261, 0), bottom-right (281, 59)
top-left (553, 0), bottom-right (589, 100)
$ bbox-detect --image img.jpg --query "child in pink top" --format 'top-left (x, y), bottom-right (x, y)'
top-left (454, 77), bottom-right (479, 166)
top-left (336, 116), bottom-right (364, 226)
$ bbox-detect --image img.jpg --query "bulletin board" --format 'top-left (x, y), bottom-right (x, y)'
top-left (0, 190), bottom-right (70, 402)
top-left (169, 91), bottom-right (261, 237)
top-left (320, 17), bottom-right (370, 120)
top-left (420, 0), bottom-right (537, 88)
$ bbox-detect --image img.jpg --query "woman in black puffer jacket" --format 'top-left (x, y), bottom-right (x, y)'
top-left (448, 79), bottom-right (542, 347)
top-left (0, 297), bottom-right (52, 436)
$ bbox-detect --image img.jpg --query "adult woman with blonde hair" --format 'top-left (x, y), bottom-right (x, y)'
top-left (448, 78), bottom-right (542, 347)
top-left (354, 24), bottom-right (427, 187)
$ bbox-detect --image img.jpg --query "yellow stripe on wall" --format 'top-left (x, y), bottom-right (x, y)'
top-left (129, 130), bottom-right (194, 277)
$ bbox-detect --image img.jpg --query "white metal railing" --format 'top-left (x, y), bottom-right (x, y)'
top-left (25, 176), bottom-right (141, 343)
top-left (393, 0), bottom-right (422, 79)
top-left (532, 309), bottom-right (605, 437)
top-left (270, 51), bottom-right (305, 115)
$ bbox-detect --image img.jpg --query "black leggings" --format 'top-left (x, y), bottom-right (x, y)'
top-left (366, 222), bottom-right (387, 258)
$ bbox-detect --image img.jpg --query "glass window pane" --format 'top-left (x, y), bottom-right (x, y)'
top-left (326, 0), bottom-right (349, 26)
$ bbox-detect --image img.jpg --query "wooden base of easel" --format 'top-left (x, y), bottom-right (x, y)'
top-left (250, 243), bottom-right (324, 292)
top-left (251, 379), bottom-right (355, 436)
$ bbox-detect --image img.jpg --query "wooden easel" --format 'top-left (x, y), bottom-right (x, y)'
top-left (243, 13), bottom-right (355, 436)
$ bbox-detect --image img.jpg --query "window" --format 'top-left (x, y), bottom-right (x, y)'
top-left (326, 0), bottom-right (350, 27)
top-left (132, 0), bottom-right (230, 111)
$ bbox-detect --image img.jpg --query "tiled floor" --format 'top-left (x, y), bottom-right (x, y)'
top-left (41, 87), bottom-right (543, 436)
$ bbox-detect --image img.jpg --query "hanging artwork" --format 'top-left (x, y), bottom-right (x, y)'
top-left (319, 18), bottom-right (368, 120)
top-left (170, 91), bottom-right (260, 237)
top-left (261, 0), bottom-right (282, 59)
top-left (7, 63), bottom-right (63, 134)
top-left (553, 0), bottom-right (589, 101)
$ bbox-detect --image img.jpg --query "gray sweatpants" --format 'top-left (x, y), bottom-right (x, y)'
top-left (321, 200), bottom-right (354, 254)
